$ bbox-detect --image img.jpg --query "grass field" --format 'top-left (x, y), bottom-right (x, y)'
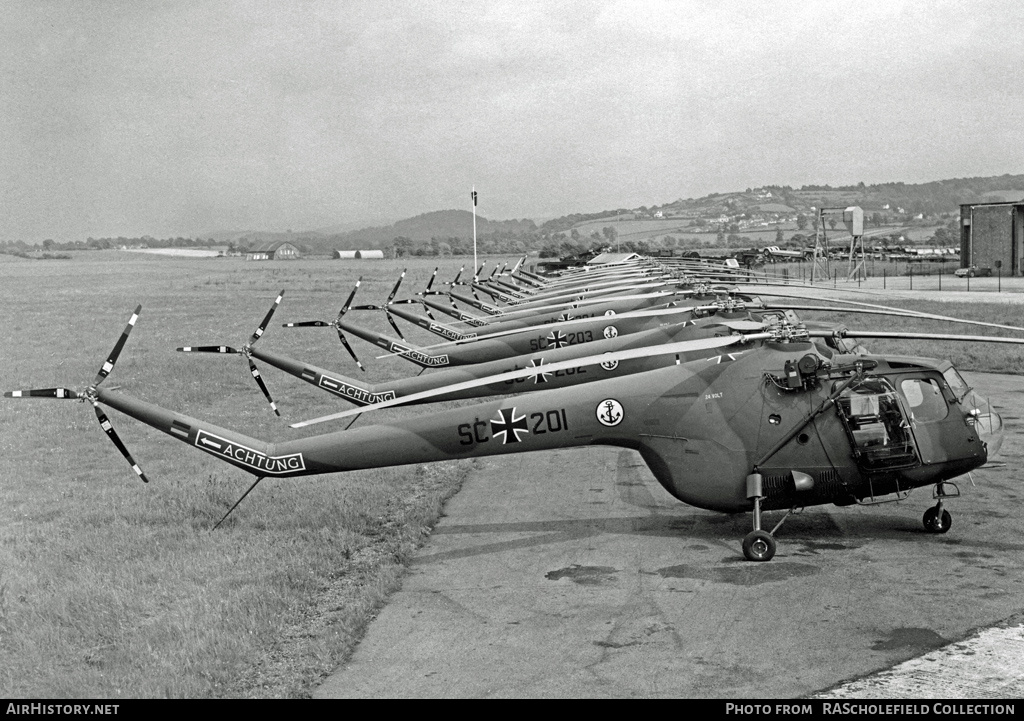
top-left (1, 252), bottom-right (1021, 698)
top-left (0, 253), bottom-right (480, 698)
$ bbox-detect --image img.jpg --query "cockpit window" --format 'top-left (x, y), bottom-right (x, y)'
top-left (942, 368), bottom-right (971, 402)
top-left (900, 378), bottom-right (948, 422)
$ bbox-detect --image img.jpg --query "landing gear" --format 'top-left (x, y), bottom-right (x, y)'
top-left (923, 504), bottom-right (952, 533)
top-left (743, 530), bottom-right (776, 562)
top-left (742, 473), bottom-right (797, 561)
top-left (923, 481), bottom-right (959, 534)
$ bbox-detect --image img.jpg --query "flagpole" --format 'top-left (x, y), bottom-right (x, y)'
top-left (471, 187), bottom-right (478, 279)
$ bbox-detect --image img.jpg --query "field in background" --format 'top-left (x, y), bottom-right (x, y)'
top-left (1, 252), bottom-right (1021, 698)
top-left (0, 253), bottom-right (479, 698)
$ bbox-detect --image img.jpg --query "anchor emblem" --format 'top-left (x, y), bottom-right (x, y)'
top-left (596, 398), bottom-right (624, 427)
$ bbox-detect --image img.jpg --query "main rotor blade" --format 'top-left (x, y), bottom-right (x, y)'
top-left (292, 333), bottom-right (759, 428)
top-left (811, 330), bottom-right (1024, 345)
top-left (93, 404), bottom-right (149, 483)
top-left (775, 301), bottom-right (1024, 334)
top-left (248, 291), bottom-right (284, 346)
top-left (247, 358), bottom-right (280, 416)
top-left (94, 305), bottom-right (142, 385)
top-left (5, 387), bottom-right (80, 399)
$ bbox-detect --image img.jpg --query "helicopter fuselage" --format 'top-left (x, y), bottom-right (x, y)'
top-left (96, 341), bottom-right (999, 515)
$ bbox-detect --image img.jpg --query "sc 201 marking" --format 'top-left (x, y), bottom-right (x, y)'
top-left (457, 407), bottom-right (570, 446)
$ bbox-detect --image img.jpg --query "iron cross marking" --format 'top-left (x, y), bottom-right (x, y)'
top-left (527, 358), bottom-right (551, 383)
top-left (490, 407), bottom-right (529, 444)
top-left (547, 330), bottom-right (568, 349)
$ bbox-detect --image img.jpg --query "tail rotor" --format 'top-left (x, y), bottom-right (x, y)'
top-left (178, 292), bottom-right (284, 415)
top-left (282, 279), bottom-right (365, 371)
top-left (350, 270), bottom-right (409, 340)
top-left (5, 306), bottom-right (150, 483)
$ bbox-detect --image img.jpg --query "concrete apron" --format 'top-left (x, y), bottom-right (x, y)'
top-left (314, 372), bottom-right (1024, 698)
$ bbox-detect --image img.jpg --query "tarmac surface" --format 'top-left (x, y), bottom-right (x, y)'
top-left (314, 369), bottom-right (1024, 699)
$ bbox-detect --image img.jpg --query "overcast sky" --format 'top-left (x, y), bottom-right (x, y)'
top-left (3, 0), bottom-right (1023, 242)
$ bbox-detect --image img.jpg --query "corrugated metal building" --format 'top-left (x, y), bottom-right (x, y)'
top-left (959, 201), bottom-right (1024, 275)
top-left (333, 249), bottom-right (385, 259)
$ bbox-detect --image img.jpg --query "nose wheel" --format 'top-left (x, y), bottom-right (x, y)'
top-left (923, 503), bottom-right (952, 533)
top-left (923, 482), bottom-right (958, 534)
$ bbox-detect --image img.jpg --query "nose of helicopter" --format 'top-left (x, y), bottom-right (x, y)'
top-left (968, 392), bottom-right (1004, 459)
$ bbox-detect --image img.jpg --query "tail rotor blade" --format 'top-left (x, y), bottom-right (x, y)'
top-left (336, 329), bottom-right (365, 372)
top-left (421, 267), bottom-right (438, 296)
top-left (93, 404), bottom-right (149, 483)
top-left (282, 320), bottom-right (330, 328)
top-left (248, 291), bottom-right (284, 346)
top-left (385, 310), bottom-right (405, 340)
top-left (340, 277), bottom-right (363, 315)
top-left (385, 270), bottom-right (406, 305)
top-left (95, 305), bottom-right (142, 385)
top-left (5, 387), bottom-right (79, 399)
top-left (177, 345), bottom-right (240, 354)
top-left (247, 358), bottom-right (280, 416)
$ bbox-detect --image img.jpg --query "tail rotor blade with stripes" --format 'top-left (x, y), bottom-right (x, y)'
top-left (337, 329), bottom-right (365, 372)
top-left (247, 358), bottom-right (280, 416)
top-left (94, 305), bottom-right (142, 385)
top-left (5, 388), bottom-right (80, 399)
top-left (248, 290), bottom-right (284, 346)
top-left (177, 345), bottom-right (240, 354)
top-left (93, 404), bottom-right (149, 483)
top-left (282, 320), bottom-right (331, 328)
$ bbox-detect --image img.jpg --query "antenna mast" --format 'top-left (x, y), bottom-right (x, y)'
top-left (471, 187), bottom-right (478, 277)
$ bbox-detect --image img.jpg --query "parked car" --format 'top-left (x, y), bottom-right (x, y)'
top-left (954, 265), bottom-right (992, 278)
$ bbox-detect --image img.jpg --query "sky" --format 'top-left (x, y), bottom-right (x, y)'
top-left (2, 0), bottom-right (1023, 242)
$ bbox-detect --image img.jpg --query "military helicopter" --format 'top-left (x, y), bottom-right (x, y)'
top-left (6, 300), bottom-right (1013, 562)
top-left (176, 284), bottom-right (1024, 420)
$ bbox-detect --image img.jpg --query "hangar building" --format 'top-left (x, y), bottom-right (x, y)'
top-left (959, 201), bottom-right (1024, 275)
top-left (246, 241), bottom-right (301, 261)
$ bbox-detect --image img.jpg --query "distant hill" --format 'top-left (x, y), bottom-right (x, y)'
top-left (292, 210), bottom-right (537, 255)
top-left (135, 174), bottom-right (1024, 257)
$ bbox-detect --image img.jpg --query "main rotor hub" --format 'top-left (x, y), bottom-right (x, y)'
top-left (765, 318), bottom-right (810, 343)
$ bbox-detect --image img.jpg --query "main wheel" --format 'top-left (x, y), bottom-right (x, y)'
top-left (742, 530), bottom-right (777, 562)
top-left (923, 506), bottom-right (952, 533)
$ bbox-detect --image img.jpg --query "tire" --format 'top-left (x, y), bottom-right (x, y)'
top-left (923, 506), bottom-right (952, 534)
top-left (742, 530), bottom-right (777, 562)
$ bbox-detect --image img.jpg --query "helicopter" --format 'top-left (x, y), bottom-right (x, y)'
top-left (175, 283), bottom-right (1024, 419)
top-left (5, 297), bottom-right (1011, 562)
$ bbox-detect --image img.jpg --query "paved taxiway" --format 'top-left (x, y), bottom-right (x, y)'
top-left (315, 373), bottom-right (1024, 699)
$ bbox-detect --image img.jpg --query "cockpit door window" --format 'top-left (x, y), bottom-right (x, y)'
top-left (900, 378), bottom-right (948, 423)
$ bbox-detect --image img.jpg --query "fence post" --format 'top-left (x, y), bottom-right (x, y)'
top-left (883, 268), bottom-right (886, 290)
top-left (909, 264), bottom-right (913, 290)
top-left (938, 265), bottom-right (941, 291)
